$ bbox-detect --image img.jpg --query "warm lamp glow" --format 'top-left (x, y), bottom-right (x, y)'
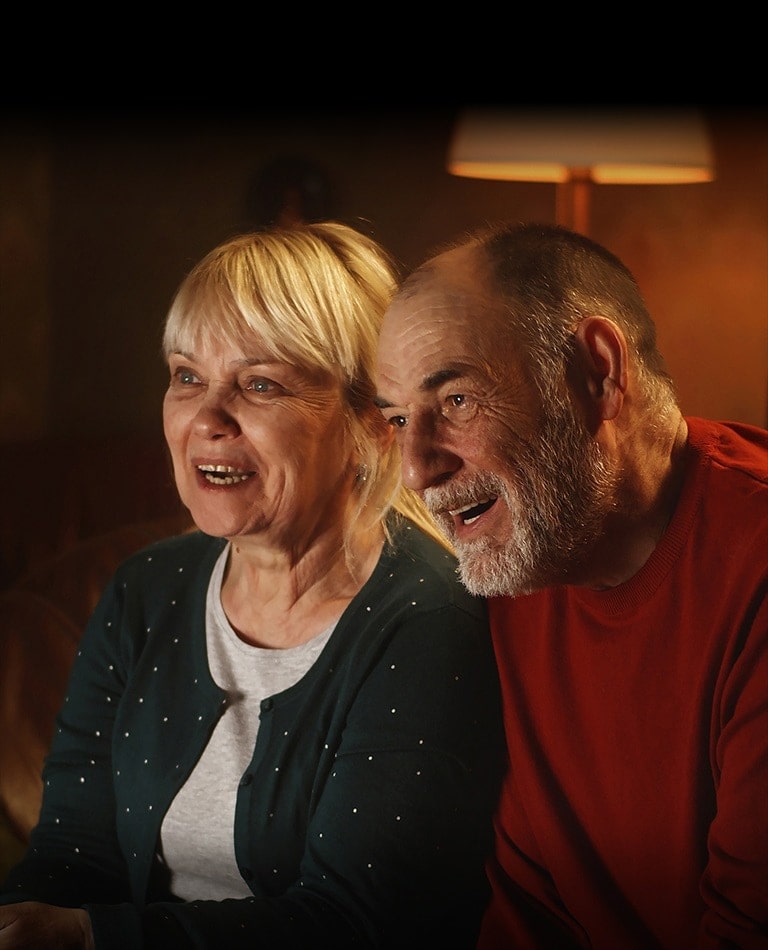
top-left (447, 107), bottom-right (715, 233)
top-left (448, 108), bottom-right (715, 184)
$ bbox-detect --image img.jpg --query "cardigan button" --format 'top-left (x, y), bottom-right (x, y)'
top-left (261, 697), bottom-right (274, 712)
top-left (240, 773), bottom-right (253, 787)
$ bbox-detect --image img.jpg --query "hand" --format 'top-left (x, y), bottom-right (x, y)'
top-left (0, 901), bottom-right (94, 949)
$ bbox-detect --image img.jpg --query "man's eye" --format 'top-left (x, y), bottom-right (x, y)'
top-left (244, 378), bottom-right (272, 393)
top-left (381, 410), bottom-right (407, 429)
top-left (442, 393), bottom-right (477, 422)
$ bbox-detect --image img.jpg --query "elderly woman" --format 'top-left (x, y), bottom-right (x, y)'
top-left (0, 222), bottom-right (504, 949)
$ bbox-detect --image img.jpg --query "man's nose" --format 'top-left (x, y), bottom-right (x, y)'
top-left (398, 414), bottom-right (461, 491)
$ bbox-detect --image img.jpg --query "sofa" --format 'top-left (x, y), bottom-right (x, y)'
top-left (0, 435), bottom-right (191, 874)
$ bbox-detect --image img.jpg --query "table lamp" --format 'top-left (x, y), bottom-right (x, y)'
top-left (447, 107), bottom-right (715, 234)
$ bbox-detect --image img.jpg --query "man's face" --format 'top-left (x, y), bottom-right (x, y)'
top-left (375, 246), bottom-right (614, 597)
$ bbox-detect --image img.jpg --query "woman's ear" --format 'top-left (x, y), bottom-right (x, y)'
top-left (572, 316), bottom-right (628, 422)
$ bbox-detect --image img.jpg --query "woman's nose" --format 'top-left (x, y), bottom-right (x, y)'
top-left (192, 389), bottom-right (240, 439)
top-left (398, 414), bottom-right (461, 492)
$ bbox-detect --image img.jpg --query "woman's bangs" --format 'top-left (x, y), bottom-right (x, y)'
top-left (165, 280), bottom-right (252, 357)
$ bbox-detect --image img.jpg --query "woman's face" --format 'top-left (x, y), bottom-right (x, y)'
top-left (163, 336), bottom-right (356, 549)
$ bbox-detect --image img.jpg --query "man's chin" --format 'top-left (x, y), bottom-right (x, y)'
top-left (454, 542), bottom-right (527, 599)
top-left (458, 565), bottom-right (516, 598)
top-left (457, 570), bottom-right (501, 598)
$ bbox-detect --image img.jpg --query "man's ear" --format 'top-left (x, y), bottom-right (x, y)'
top-left (571, 316), bottom-right (628, 422)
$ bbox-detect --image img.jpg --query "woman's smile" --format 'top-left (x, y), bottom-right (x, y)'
top-left (196, 463), bottom-right (255, 486)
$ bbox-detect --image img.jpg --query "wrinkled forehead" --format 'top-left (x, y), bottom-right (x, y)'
top-left (381, 294), bottom-right (502, 356)
top-left (381, 247), bottom-right (504, 345)
top-left (376, 248), bottom-right (518, 407)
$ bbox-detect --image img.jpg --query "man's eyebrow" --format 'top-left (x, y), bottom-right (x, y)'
top-left (423, 368), bottom-right (463, 391)
top-left (374, 368), bottom-right (464, 410)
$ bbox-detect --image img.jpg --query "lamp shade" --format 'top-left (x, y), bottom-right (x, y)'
top-left (447, 108), bottom-right (715, 184)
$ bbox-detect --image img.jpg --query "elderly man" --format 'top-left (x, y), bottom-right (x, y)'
top-left (375, 222), bottom-right (768, 948)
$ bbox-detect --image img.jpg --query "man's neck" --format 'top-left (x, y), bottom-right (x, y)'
top-left (581, 414), bottom-right (689, 590)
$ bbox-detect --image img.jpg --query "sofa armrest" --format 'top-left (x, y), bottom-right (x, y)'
top-left (0, 515), bottom-right (192, 844)
top-left (0, 590), bottom-right (80, 841)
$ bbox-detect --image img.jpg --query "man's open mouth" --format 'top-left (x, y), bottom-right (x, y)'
top-left (449, 496), bottom-right (497, 525)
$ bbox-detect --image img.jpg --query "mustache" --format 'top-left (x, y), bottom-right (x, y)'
top-left (423, 473), bottom-right (507, 515)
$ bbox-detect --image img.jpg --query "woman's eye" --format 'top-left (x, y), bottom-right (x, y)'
top-left (241, 376), bottom-right (288, 400)
top-left (243, 377), bottom-right (274, 394)
top-left (174, 368), bottom-right (200, 385)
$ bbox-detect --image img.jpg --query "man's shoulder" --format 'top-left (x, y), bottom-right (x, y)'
top-left (686, 417), bottom-right (768, 485)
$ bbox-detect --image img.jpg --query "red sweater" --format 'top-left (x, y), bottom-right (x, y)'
top-left (478, 418), bottom-right (768, 949)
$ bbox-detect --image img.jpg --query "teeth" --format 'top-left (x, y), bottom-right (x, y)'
top-left (197, 464), bottom-right (252, 485)
top-left (199, 464), bottom-right (238, 473)
top-left (203, 473), bottom-right (251, 485)
top-left (449, 496), bottom-right (492, 517)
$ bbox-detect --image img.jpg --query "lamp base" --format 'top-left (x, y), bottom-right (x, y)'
top-left (556, 169), bottom-right (592, 235)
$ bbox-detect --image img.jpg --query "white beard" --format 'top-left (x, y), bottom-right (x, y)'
top-left (426, 407), bottom-right (617, 598)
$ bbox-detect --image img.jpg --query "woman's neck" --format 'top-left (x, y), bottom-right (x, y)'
top-left (220, 524), bottom-right (385, 648)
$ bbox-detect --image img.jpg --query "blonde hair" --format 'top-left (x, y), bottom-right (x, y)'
top-left (163, 222), bottom-right (450, 554)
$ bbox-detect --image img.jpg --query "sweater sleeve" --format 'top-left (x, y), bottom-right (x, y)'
top-left (290, 601), bottom-right (505, 943)
top-left (1, 572), bottom-right (133, 908)
top-left (699, 591), bottom-right (768, 948)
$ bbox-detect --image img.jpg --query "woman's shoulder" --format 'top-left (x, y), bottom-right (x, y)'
top-left (385, 515), bottom-right (457, 577)
top-left (389, 515), bottom-right (456, 561)
top-left (379, 515), bottom-right (485, 619)
top-left (114, 529), bottom-right (226, 584)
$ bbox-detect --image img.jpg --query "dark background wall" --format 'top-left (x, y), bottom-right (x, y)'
top-left (2, 106), bottom-right (766, 444)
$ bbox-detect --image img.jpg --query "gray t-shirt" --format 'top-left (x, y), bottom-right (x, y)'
top-left (160, 543), bottom-right (334, 900)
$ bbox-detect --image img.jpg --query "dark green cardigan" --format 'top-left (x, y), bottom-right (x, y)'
top-left (1, 517), bottom-right (504, 949)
